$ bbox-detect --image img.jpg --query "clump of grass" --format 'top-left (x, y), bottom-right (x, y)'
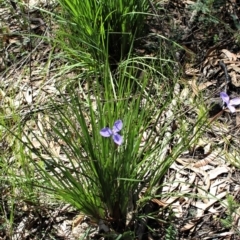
top-left (0, 101), bottom-right (38, 238)
top-left (15, 55), bottom-right (207, 238)
top-left (55, 0), bottom-right (149, 69)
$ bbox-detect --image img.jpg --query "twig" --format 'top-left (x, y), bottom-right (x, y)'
top-left (9, 0), bottom-right (17, 10)
top-left (218, 60), bottom-right (230, 93)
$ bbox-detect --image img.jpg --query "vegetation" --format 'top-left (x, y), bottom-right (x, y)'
top-left (1, 0), bottom-right (240, 239)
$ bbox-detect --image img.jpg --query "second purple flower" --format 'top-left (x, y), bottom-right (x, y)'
top-left (220, 92), bottom-right (240, 113)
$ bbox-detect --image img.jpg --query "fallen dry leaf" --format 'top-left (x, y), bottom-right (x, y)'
top-left (193, 151), bottom-right (220, 168)
top-left (198, 80), bottom-right (217, 91)
top-left (208, 166), bottom-right (229, 180)
top-left (72, 214), bottom-right (85, 228)
top-left (221, 49), bottom-right (237, 61)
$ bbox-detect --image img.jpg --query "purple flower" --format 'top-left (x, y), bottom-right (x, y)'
top-left (100, 120), bottom-right (123, 145)
top-left (220, 92), bottom-right (240, 113)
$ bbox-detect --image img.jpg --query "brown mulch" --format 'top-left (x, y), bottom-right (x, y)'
top-left (1, 0), bottom-right (240, 239)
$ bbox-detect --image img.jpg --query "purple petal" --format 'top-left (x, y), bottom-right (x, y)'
top-left (112, 133), bottom-right (123, 145)
top-left (100, 127), bottom-right (112, 137)
top-left (227, 105), bottom-right (236, 113)
top-left (229, 98), bottom-right (240, 106)
top-left (220, 92), bottom-right (230, 104)
top-left (112, 120), bottom-right (123, 133)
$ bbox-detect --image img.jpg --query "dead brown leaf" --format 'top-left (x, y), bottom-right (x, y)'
top-left (221, 49), bottom-right (237, 61)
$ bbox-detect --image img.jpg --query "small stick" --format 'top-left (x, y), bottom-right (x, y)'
top-left (9, 0), bottom-right (17, 10)
top-left (218, 61), bottom-right (230, 93)
top-left (208, 110), bottom-right (224, 124)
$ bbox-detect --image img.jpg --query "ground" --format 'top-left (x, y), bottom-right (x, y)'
top-left (0, 0), bottom-right (240, 239)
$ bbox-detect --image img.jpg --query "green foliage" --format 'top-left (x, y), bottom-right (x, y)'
top-left (190, 0), bottom-right (214, 14)
top-left (220, 194), bottom-right (240, 235)
top-left (186, 0), bottom-right (240, 47)
top-left (55, 0), bottom-right (149, 68)
top-left (165, 224), bottom-right (177, 240)
top-left (189, 0), bottom-right (226, 14)
top-left (188, 0), bottom-right (220, 25)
